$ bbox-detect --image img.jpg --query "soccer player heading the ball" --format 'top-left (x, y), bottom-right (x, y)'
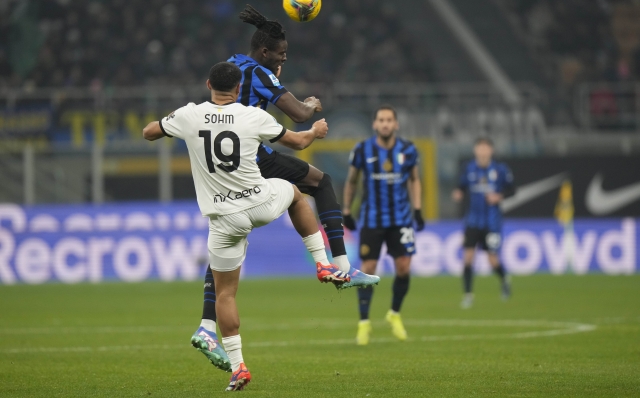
top-left (343, 105), bottom-right (425, 345)
top-left (142, 63), bottom-right (379, 391)
top-left (189, 4), bottom-right (380, 378)
top-left (451, 137), bottom-right (515, 309)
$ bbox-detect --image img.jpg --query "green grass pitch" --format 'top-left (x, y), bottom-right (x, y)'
top-left (1, 275), bottom-right (638, 397)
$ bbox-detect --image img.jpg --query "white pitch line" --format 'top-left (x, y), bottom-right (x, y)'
top-left (0, 319), bottom-right (593, 335)
top-left (0, 320), bottom-right (596, 354)
top-left (0, 326), bottom-right (190, 335)
top-left (0, 344), bottom-right (185, 354)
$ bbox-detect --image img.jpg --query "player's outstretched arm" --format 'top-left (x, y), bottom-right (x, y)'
top-left (274, 92), bottom-right (322, 123)
top-left (342, 166), bottom-right (360, 231)
top-left (142, 121), bottom-right (165, 141)
top-left (276, 118), bottom-right (327, 150)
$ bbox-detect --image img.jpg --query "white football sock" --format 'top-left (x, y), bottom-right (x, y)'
top-left (200, 319), bottom-right (216, 332)
top-left (222, 335), bottom-right (244, 372)
top-left (301, 231), bottom-right (330, 265)
top-left (332, 254), bottom-right (351, 273)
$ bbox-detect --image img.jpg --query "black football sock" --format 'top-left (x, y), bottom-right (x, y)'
top-left (309, 174), bottom-right (347, 258)
top-left (391, 275), bottom-right (410, 312)
top-left (463, 265), bottom-right (474, 294)
top-left (494, 263), bottom-right (506, 282)
top-left (201, 266), bottom-right (217, 323)
top-left (493, 264), bottom-right (506, 283)
top-left (358, 286), bottom-right (374, 320)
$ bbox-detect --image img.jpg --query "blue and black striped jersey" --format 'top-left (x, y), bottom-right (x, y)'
top-left (458, 160), bottom-right (514, 232)
top-left (350, 137), bottom-right (419, 229)
top-left (228, 54), bottom-right (289, 160)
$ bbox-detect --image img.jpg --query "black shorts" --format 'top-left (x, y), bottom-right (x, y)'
top-left (257, 148), bottom-right (310, 183)
top-left (463, 227), bottom-right (502, 252)
top-left (359, 226), bottom-right (416, 260)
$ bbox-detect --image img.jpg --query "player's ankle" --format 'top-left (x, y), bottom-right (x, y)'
top-left (332, 255), bottom-right (350, 273)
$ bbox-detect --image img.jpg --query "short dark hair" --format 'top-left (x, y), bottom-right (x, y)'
top-left (474, 137), bottom-right (493, 147)
top-left (373, 105), bottom-right (398, 120)
top-left (208, 62), bottom-right (242, 92)
top-left (239, 4), bottom-right (287, 52)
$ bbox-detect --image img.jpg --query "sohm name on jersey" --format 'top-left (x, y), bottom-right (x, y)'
top-left (204, 114), bottom-right (234, 124)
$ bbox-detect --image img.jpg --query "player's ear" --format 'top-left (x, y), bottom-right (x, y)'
top-left (206, 79), bottom-right (212, 91)
top-left (235, 83), bottom-right (240, 96)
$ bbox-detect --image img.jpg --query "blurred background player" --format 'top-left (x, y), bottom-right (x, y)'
top-left (142, 62), bottom-right (379, 391)
top-left (343, 105), bottom-right (425, 345)
top-left (195, 5), bottom-right (379, 372)
top-left (452, 138), bottom-right (515, 309)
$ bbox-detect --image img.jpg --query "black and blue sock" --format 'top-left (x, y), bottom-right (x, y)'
top-left (201, 266), bottom-right (217, 323)
top-left (310, 174), bottom-right (347, 259)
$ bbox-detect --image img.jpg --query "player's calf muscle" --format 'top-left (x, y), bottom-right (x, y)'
top-left (288, 187), bottom-right (318, 237)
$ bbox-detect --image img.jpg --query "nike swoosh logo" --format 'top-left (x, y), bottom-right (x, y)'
top-left (501, 172), bottom-right (568, 213)
top-left (585, 173), bottom-right (640, 215)
top-left (366, 157), bottom-right (378, 163)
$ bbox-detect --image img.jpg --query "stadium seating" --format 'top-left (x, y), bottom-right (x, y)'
top-left (0, 0), bottom-right (434, 89)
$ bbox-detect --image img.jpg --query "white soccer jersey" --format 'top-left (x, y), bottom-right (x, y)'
top-left (160, 101), bottom-right (287, 216)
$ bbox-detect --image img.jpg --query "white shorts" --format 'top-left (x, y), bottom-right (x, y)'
top-left (208, 178), bottom-right (295, 272)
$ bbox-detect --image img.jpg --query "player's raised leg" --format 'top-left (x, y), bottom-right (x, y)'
top-left (299, 169), bottom-right (379, 289)
top-left (191, 265), bottom-right (231, 372)
top-left (287, 182), bottom-right (356, 286)
top-left (256, 152), bottom-right (369, 285)
top-left (296, 166), bottom-right (351, 271)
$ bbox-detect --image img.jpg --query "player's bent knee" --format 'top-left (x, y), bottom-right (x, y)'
top-left (291, 184), bottom-right (303, 202)
top-left (301, 165), bottom-right (324, 188)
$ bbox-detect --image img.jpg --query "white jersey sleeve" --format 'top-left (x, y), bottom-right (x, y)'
top-left (256, 111), bottom-right (287, 143)
top-left (159, 103), bottom-right (197, 139)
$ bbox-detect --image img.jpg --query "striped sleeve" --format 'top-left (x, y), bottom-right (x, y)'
top-left (253, 67), bottom-right (288, 104)
top-left (405, 143), bottom-right (419, 168)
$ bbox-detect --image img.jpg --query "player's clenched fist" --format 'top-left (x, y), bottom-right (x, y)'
top-left (304, 96), bottom-right (322, 112)
top-left (311, 118), bottom-right (328, 139)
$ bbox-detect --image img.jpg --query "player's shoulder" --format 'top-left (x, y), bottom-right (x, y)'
top-left (252, 65), bottom-right (282, 86)
top-left (227, 54), bottom-right (255, 67)
top-left (167, 102), bottom-right (197, 119)
top-left (242, 105), bottom-right (280, 125)
top-left (242, 104), bottom-right (268, 117)
top-left (180, 102), bottom-right (198, 110)
top-left (397, 137), bottom-right (417, 152)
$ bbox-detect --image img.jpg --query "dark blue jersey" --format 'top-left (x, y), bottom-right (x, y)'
top-left (228, 54), bottom-right (288, 160)
top-left (458, 160), bottom-right (514, 232)
top-left (350, 137), bottom-right (419, 229)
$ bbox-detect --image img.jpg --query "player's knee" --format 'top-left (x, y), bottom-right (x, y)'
top-left (395, 257), bottom-right (411, 277)
top-left (291, 184), bottom-right (303, 202)
top-left (306, 172), bottom-right (333, 197)
top-left (302, 166), bottom-right (325, 189)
